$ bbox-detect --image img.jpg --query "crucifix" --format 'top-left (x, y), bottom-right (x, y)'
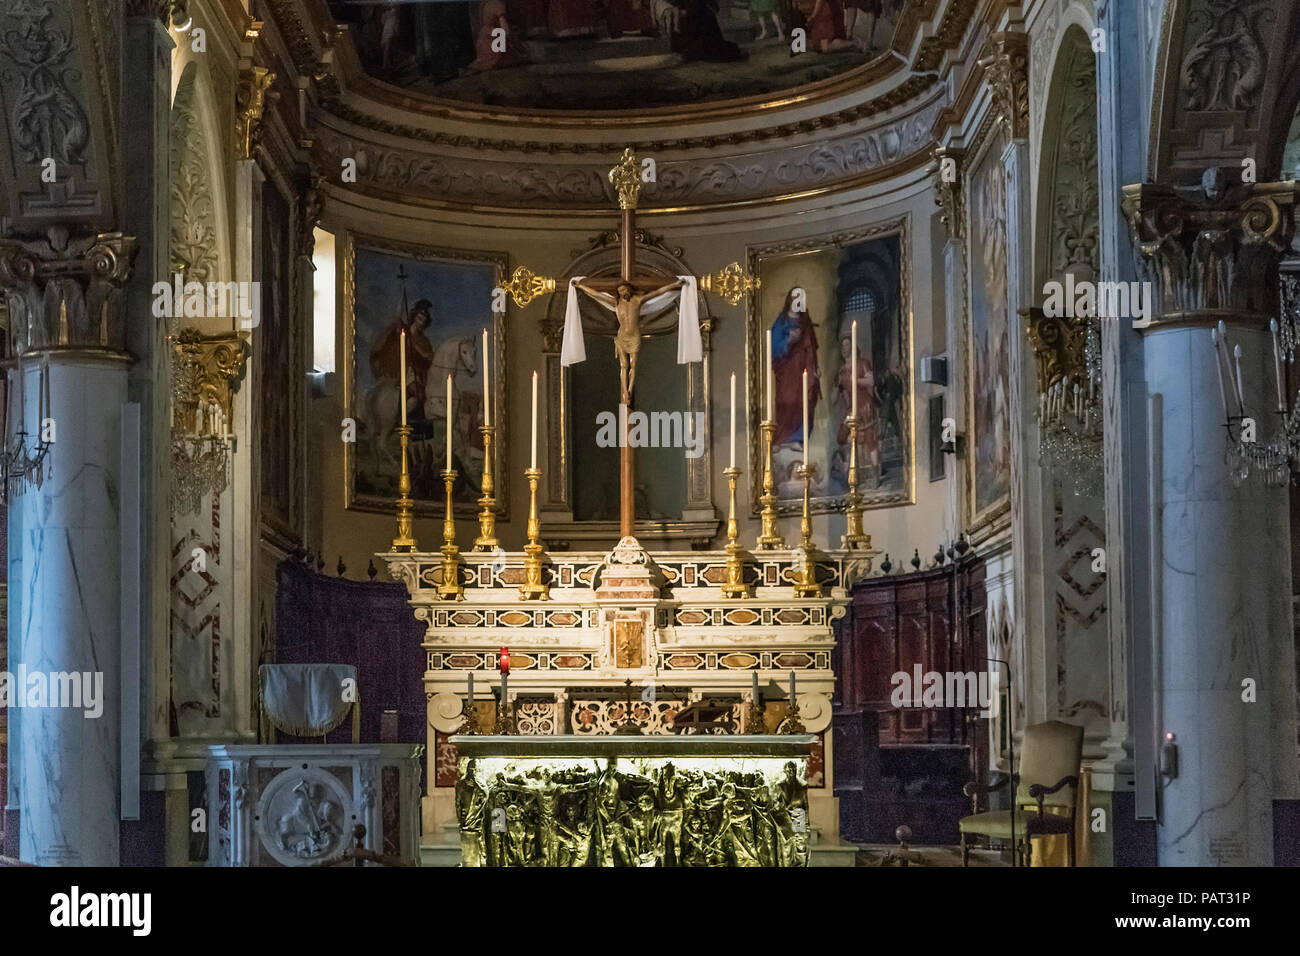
top-left (504, 148), bottom-right (758, 541)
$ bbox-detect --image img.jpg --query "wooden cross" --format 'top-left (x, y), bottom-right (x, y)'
top-left (505, 148), bottom-right (758, 541)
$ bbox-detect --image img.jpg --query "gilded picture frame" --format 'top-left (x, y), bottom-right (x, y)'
top-left (342, 232), bottom-right (508, 518)
top-left (963, 117), bottom-right (1013, 540)
top-left (746, 218), bottom-right (914, 515)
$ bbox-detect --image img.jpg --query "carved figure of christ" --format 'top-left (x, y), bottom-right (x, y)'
top-left (573, 277), bottom-right (685, 404)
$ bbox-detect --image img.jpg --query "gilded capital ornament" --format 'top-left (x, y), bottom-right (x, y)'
top-left (980, 32), bottom-right (1030, 141)
top-left (235, 64), bottom-right (276, 160)
top-left (1121, 170), bottom-right (1299, 327)
top-left (169, 328), bottom-right (251, 434)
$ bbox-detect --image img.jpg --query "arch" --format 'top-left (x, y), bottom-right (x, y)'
top-left (170, 60), bottom-right (232, 292)
top-left (1149, 0), bottom-right (1300, 183)
top-left (1033, 24), bottom-right (1100, 295)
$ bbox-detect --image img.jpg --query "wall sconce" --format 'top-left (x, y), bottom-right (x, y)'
top-left (169, 327), bottom-right (250, 515)
top-left (1211, 314), bottom-right (1297, 486)
top-left (0, 353), bottom-right (51, 503)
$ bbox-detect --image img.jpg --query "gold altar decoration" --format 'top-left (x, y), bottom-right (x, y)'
top-left (168, 327), bottom-right (250, 515)
top-left (474, 425), bottom-right (498, 551)
top-left (502, 264), bottom-right (556, 309)
top-left (792, 463), bottom-right (822, 598)
top-left (391, 424), bottom-right (417, 552)
top-left (438, 468), bottom-right (465, 600)
top-left (744, 697), bottom-right (766, 734)
top-left (756, 419), bottom-right (784, 549)
top-left (608, 147), bottom-right (642, 210)
top-left (519, 466), bottom-right (549, 600)
top-left (780, 701), bottom-right (806, 735)
top-left (721, 465), bottom-right (750, 598)
top-left (841, 416), bottom-right (871, 550)
top-left (455, 752), bottom-right (810, 867)
top-left (699, 261), bottom-right (760, 307)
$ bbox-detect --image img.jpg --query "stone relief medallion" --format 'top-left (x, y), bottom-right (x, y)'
top-left (254, 767), bottom-right (354, 866)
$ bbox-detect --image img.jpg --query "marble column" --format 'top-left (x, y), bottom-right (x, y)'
top-left (1124, 172), bottom-right (1300, 866)
top-left (0, 233), bottom-right (136, 865)
top-left (1092, 0), bottom-right (1146, 802)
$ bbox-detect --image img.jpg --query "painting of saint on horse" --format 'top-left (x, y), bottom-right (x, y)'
top-left (349, 241), bottom-right (504, 514)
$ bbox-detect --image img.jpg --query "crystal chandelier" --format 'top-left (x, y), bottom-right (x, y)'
top-left (1025, 306), bottom-right (1103, 496)
top-left (169, 327), bottom-right (250, 515)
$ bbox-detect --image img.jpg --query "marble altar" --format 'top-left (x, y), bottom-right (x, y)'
top-left (383, 541), bottom-right (869, 864)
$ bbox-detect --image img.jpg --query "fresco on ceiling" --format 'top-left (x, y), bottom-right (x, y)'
top-left (328, 0), bottom-right (908, 110)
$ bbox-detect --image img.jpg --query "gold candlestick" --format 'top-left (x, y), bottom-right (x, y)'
top-left (842, 415), bottom-right (871, 550)
top-left (437, 468), bottom-right (464, 600)
top-left (474, 424), bottom-right (498, 551)
top-left (744, 694), bottom-right (766, 734)
top-left (722, 465), bottom-right (750, 598)
top-left (792, 462), bottom-right (822, 598)
top-left (519, 466), bottom-right (549, 600)
top-left (457, 699), bottom-right (481, 735)
top-left (757, 419), bottom-right (784, 549)
top-left (781, 698), bottom-right (806, 734)
top-left (391, 424), bottom-right (417, 552)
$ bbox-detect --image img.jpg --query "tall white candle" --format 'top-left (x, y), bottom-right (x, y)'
top-left (1233, 343), bottom-right (1246, 414)
top-left (399, 330), bottom-right (408, 427)
top-left (766, 328), bottom-right (774, 421)
top-left (729, 372), bottom-right (736, 467)
top-left (446, 374), bottom-right (453, 468)
top-left (1212, 331), bottom-right (1230, 419)
top-left (1271, 318), bottom-right (1286, 412)
top-left (482, 327), bottom-right (490, 428)
top-left (467, 671), bottom-right (474, 704)
top-left (850, 319), bottom-right (858, 421)
top-left (802, 368), bottom-right (809, 467)
top-left (530, 370), bottom-right (538, 469)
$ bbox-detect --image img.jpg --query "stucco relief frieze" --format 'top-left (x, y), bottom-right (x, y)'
top-left (170, 95), bottom-right (218, 283)
top-left (0, 1), bottom-right (89, 168)
top-left (1029, 7), bottom-right (1059, 133)
top-left (1179, 0), bottom-right (1269, 113)
top-left (315, 96), bottom-right (944, 210)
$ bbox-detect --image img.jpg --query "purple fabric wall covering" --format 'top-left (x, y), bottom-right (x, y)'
top-left (274, 561), bottom-right (426, 746)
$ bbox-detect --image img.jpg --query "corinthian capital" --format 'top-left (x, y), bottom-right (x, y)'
top-left (0, 232), bottom-right (138, 354)
top-left (1121, 168), bottom-right (1298, 327)
top-left (979, 32), bottom-right (1030, 142)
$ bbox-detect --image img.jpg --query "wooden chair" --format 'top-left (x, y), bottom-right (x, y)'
top-left (958, 720), bottom-right (1083, 867)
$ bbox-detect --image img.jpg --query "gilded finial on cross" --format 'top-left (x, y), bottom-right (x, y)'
top-left (609, 148), bottom-right (641, 211)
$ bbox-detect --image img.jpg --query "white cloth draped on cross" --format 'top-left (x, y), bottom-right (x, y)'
top-left (560, 275), bottom-right (702, 367)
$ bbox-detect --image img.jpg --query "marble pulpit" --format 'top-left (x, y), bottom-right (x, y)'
top-left (382, 538), bottom-right (869, 866)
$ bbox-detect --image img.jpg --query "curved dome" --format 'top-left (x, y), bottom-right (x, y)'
top-left (325, 0), bottom-right (917, 112)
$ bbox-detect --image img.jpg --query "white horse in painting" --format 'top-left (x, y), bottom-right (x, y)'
top-left (363, 335), bottom-right (479, 472)
top-left (424, 336), bottom-right (479, 423)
